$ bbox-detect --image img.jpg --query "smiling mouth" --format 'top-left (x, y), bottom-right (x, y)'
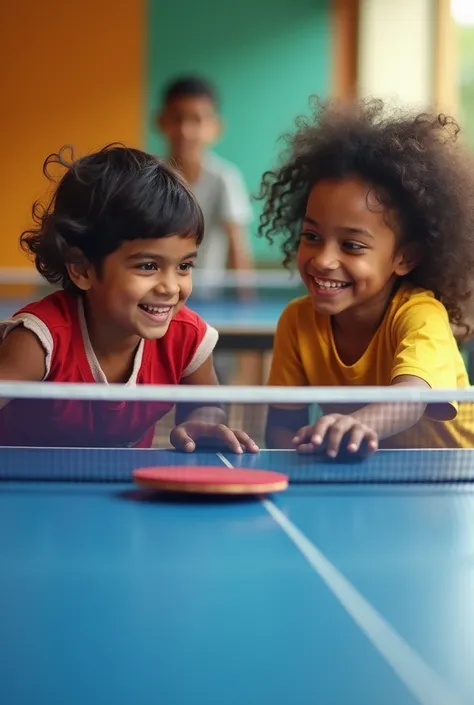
top-left (138, 303), bottom-right (174, 323)
top-left (312, 276), bottom-right (352, 291)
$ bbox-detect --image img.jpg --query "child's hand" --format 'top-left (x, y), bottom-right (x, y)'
top-left (292, 414), bottom-right (378, 459)
top-left (170, 421), bottom-right (260, 455)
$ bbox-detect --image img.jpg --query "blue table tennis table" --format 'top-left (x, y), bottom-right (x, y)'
top-left (1, 446), bottom-right (473, 705)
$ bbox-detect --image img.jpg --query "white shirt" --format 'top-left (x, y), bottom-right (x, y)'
top-left (191, 153), bottom-right (253, 273)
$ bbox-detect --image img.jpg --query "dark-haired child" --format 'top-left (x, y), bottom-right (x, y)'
top-left (259, 98), bottom-right (474, 457)
top-left (0, 145), bottom-right (259, 452)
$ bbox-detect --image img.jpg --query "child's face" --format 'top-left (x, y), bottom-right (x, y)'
top-left (81, 235), bottom-right (197, 341)
top-left (296, 177), bottom-right (414, 319)
top-left (158, 96), bottom-right (220, 162)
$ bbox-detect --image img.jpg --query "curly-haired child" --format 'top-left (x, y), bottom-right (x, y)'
top-left (258, 98), bottom-right (474, 457)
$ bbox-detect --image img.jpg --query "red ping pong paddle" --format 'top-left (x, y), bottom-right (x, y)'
top-left (133, 466), bottom-right (289, 495)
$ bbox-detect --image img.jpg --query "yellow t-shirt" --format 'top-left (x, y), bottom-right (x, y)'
top-left (267, 282), bottom-right (474, 448)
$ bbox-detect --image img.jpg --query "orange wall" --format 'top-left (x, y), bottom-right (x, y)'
top-left (0, 0), bottom-right (144, 270)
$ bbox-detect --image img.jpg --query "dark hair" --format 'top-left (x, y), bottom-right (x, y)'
top-left (257, 97), bottom-right (474, 332)
top-left (20, 144), bottom-right (204, 291)
top-left (162, 75), bottom-right (219, 109)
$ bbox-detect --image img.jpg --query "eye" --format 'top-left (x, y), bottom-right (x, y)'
top-left (137, 262), bottom-right (158, 271)
top-left (178, 261), bottom-right (195, 273)
top-left (342, 241), bottom-right (367, 252)
top-left (300, 232), bottom-right (321, 243)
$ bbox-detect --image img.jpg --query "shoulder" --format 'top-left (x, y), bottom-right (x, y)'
top-left (0, 290), bottom-right (78, 381)
top-left (170, 305), bottom-right (215, 334)
top-left (390, 283), bottom-right (451, 333)
top-left (3, 289), bottom-right (76, 323)
top-left (0, 290), bottom-right (76, 344)
top-left (276, 295), bottom-right (315, 330)
top-left (162, 305), bottom-right (219, 377)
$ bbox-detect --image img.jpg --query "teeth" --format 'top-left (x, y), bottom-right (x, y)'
top-left (314, 277), bottom-right (349, 290)
top-left (141, 304), bottom-right (171, 314)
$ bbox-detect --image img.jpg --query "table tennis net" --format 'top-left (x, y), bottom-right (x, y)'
top-left (1, 382), bottom-right (474, 484)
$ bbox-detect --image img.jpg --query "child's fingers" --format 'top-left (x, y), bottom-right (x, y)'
top-left (309, 416), bottom-right (339, 447)
top-left (204, 424), bottom-right (244, 454)
top-left (292, 425), bottom-right (313, 446)
top-left (295, 442), bottom-right (319, 454)
top-left (346, 427), bottom-right (378, 457)
top-left (294, 416), bottom-right (378, 460)
top-left (233, 429), bottom-right (259, 453)
top-left (363, 431), bottom-right (379, 457)
top-left (346, 424), bottom-right (368, 454)
top-left (169, 426), bottom-right (196, 453)
top-left (171, 422), bottom-right (244, 454)
top-left (325, 418), bottom-right (355, 458)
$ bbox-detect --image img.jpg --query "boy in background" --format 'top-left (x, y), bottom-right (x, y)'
top-left (157, 75), bottom-right (259, 386)
top-left (157, 75), bottom-right (254, 281)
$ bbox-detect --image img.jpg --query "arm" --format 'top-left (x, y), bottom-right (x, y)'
top-left (345, 375), bottom-right (428, 438)
top-left (224, 221), bottom-right (254, 272)
top-left (174, 353), bottom-right (226, 426)
top-left (219, 166), bottom-right (254, 286)
top-left (0, 327), bottom-right (46, 410)
top-left (0, 327), bottom-right (46, 380)
top-left (295, 298), bottom-right (462, 457)
top-left (292, 375), bottom-right (429, 458)
top-left (266, 376), bottom-right (428, 451)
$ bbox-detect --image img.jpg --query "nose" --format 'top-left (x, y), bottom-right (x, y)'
top-left (153, 271), bottom-right (180, 298)
top-left (177, 119), bottom-right (197, 142)
top-left (311, 243), bottom-right (340, 272)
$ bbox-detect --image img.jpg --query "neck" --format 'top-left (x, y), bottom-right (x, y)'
top-left (171, 155), bottom-right (202, 184)
top-left (82, 297), bottom-right (140, 360)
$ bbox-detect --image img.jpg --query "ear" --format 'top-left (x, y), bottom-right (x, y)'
top-left (65, 248), bottom-right (95, 291)
top-left (393, 242), bottom-right (421, 276)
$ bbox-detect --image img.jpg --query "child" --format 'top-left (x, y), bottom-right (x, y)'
top-left (0, 144), bottom-right (259, 453)
top-left (157, 75), bottom-right (260, 385)
top-left (157, 75), bottom-right (254, 279)
top-left (258, 98), bottom-right (474, 457)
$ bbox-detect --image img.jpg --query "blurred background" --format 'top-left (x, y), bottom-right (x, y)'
top-left (1, 0), bottom-right (472, 278)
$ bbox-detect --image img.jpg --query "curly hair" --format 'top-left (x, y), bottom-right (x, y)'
top-left (257, 97), bottom-right (474, 333)
top-left (20, 144), bottom-right (204, 292)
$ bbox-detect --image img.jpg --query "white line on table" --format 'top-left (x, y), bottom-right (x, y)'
top-left (216, 453), bottom-right (468, 705)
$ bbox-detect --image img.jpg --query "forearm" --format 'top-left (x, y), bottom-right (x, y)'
top-left (225, 223), bottom-right (253, 270)
top-left (351, 402), bottom-right (426, 440)
top-left (175, 403), bottom-right (226, 426)
top-left (230, 245), bottom-right (253, 271)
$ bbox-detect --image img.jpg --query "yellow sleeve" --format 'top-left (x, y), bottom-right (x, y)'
top-left (391, 296), bottom-right (459, 420)
top-left (267, 301), bottom-right (308, 388)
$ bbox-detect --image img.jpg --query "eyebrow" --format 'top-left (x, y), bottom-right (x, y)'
top-left (302, 216), bottom-right (374, 239)
top-left (127, 251), bottom-right (198, 261)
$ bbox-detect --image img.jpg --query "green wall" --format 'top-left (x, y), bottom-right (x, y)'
top-left (455, 24), bottom-right (474, 149)
top-left (146, 0), bottom-right (331, 262)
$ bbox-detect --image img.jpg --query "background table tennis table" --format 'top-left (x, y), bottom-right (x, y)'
top-left (1, 285), bottom-right (474, 381)
top-left (1, 446), bottom-right (473, 705)
top-left (0, 284), bottom-right (294, 352)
